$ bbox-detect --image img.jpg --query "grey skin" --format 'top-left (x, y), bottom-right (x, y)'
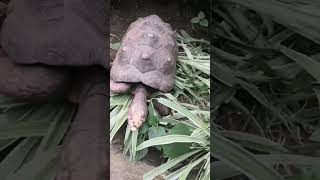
top-left (110, 81), bottom-right (146, 131)
top-left (0, 1), bottom-right (108, 180)
top-left (110, 15), bottom-right (177, 131)
top-left (128, 84), bottom-right (148, 131)
top-left (110, 81), bottom-right (170, 131)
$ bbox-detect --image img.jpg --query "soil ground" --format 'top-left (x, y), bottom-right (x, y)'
top-left (110, 145), bottom-right (157, 180)
top-left (109, 0), bottom-right (208, 179)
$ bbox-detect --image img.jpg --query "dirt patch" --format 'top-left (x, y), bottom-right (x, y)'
top-left (110, 145), bottom-right (158, 180)
top-left (110, 0), bottom-right (201, 59)
top-left (110, 0), bottom-right (197, 37)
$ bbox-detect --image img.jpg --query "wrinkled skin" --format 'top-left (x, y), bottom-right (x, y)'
top-left (110, 81), bottom-right (171, 131)
top-left (110, 79), bottom-right (131, 94)
top-left (110, 15), bottom-right (176, 131)
top-left (0, 1), bottom-right (108, 180)
top-left (127, 84), bottom-right (148, 131)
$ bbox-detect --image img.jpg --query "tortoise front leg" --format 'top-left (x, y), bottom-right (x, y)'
top-left (110, 79), bottom-right (131, 94)
top-left (110, 80), bottom-right (170, 131)
top-left (128, 84), bottom-right (148, 131)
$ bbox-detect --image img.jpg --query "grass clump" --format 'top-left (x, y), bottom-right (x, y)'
top-left (212, 0), bottom-right (320, 179)
top-left (0, 96), bottom-right (76, 180)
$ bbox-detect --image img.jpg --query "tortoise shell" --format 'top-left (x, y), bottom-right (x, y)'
top-left (0, 0), bottom-right (107, 68)
top-left (110, 15), bottom-right (178, 92)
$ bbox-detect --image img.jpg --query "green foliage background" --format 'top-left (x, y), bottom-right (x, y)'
top-left (212, 0), bottom-right (320, 179)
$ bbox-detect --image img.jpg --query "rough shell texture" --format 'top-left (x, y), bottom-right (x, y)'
top-left (110, 15), bottom-right (178, 92)
top-left (1, 0), bottom-right (107, 68)
top-left (0, 49), bottom-right (70, 101)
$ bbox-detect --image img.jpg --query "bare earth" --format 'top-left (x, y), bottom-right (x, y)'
top-left (110, 145), bottom-right (155, 180)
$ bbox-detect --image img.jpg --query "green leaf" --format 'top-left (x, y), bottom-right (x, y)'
top-left (211, 62), bottom-right (238, 87)
top-left (237, 79), bottom-right (288, 128)
top-left (198, 11), bottom-right (205, 19)
top-left (213, 154), bottom-right (320, 179)
top-left (0, 105), bottom-right (34, 125)
top-left (110, 94), bottom-right (132, 107)
top-left (314, 86), bottom-right (320, 108)
top-left (147, 115), bottom-right (160, 127)
top-left (179, 152), bottom-right (209, 180)
top-left (130, 131), bottom-right (138, 161)
top-left (5, 147), bottom-right (59, 180)
top-left (136, 134), bottom-right (148, 160)
top-left (148, 126), bottom-right (166, 151)
top-left (147, 102), bottom-right (161, 127)
top-left (156, 97), bottom-right (207, 131)
top-left (224, 0), bottom-right (320, 44)
top-left (163, 123), bottom-right (193, 159)
top-left (136, 146), bottom-right (148, 161)
top-left (110, 96), bottom-right (132, 142)
top-left (0, 137), bottom-right (39, 179)
top-left (220, 130), bottom-right (288, 153)
top-left (143, 150), bottom-right (201, 180)
top-left (110, 42), bottom-right (121, 51)
top-left (280, 45), bottom-right (320, 82)
top-left (0, 139), bottom-right (17, 152)
top-left (37, 104), bottom-right (75, 152)
top-left (0, 121), bottom-right (50, 139)
top-left (310, 129), bottom-right (320, 143)
top-left (148, 126), bottom-right (166, 139)
top-left (137, 135), bottom-right (206, 151)
top-left (211, 132), bottom-right (284, 180)
top-left (199, 19), bottom-right (208, 27)
top-left (191, 17), bottom-right (200, 24)
top-left (0, 96), bottom-right (27, 109)
top-left (139, 124), bottom-right (149, 134)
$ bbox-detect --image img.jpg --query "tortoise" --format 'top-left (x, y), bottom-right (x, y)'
top-left (110, 15), bottom-right (178, 131)
top-left (0, 1), bottom-right (108, 180)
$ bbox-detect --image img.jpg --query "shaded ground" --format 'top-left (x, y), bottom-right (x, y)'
top-left (110, 0), bottom-right (207, 59)
top-left (110, 0), bottom-right (197, 37)
top-left (110, 145), bottom-right (162, 180)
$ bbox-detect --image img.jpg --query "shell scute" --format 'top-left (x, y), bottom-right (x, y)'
top-left (111, 15), bottom-right (177, 92)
